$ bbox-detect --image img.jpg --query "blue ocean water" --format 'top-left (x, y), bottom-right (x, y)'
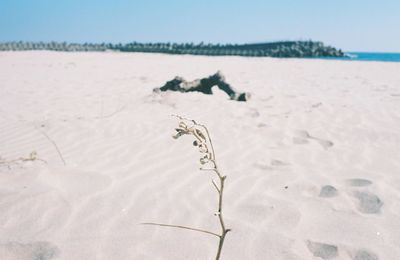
top-left (338, 52), bottom-right (400, 62)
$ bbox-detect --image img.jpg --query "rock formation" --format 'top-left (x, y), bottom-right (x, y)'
top-left (154, 71), bottom-right (250, 101)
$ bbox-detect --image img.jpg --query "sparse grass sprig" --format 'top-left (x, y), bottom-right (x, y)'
top-left (0, 151), bottom-right (47, 169)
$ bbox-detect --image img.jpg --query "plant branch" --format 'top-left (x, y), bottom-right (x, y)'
top-left (0, 151), bottom-right (47, 169)
top-left (199, 168), bottom-right (215, 171)
top-left (140, 222), bottom-right (220, 237)
top-left (36, 127), bottom-right (66, 165)
top-left (212, 179), bottom-right (220, 193)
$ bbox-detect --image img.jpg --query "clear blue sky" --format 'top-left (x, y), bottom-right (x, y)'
top-left (1, 0), bottom-right (399, 52)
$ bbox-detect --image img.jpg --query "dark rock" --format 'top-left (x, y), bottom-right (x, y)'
top-left (154, 71), bottom-right (250, 101)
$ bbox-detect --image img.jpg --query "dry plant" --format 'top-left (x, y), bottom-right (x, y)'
top-left (0, 151), bottom-right (47, 169)
top-left (35, 126), bottom-right (66, 165)
top-left (142, 115), bottom-right (231, 260)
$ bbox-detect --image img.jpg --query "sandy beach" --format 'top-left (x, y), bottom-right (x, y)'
top-left (0, 51), bottom-right (399, 259)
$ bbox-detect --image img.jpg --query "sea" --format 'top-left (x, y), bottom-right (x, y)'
top-left (322, 52), bottom-right (400, 62)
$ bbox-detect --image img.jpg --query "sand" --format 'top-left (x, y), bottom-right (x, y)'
top-left (0, 51), bottom-right (399, 259)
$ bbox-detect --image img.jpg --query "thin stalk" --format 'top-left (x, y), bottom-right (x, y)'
top-left (141, 222), bottom-right (220, 237)
top-left (212, 166), bottom-right (230, 260)
top-left (36, 127), bottom-right (66, 165)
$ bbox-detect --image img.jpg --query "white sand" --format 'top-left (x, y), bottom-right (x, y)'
top-left (0, 51), bottom-right (399, 260)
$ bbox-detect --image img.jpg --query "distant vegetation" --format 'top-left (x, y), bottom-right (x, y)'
top-left (0, 41), bottom-right (344, 58)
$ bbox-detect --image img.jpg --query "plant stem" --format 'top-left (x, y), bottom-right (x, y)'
top-left (197, 121), bottom-right (230, 260)
top-left (213, 165), bottom-right (230, 260)
top-left (140, 222), bottom-right (220, 237)
top-left (36, 126), bottom-right (66, 165)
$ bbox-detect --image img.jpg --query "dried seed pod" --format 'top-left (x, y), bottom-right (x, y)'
top-left (195, 129), bottom-right (206, 141)
top-left (172, 132), bottom-right (183, 139)
top-left (198, 144), bottom-right (208, 153)
top-left (179, 122), bottom-right (188, 129)
top-left (199, 155), bottom-right (210, 165)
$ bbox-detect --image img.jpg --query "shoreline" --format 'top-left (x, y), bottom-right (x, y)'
top-left (2, 50), bottom-right (400, 63)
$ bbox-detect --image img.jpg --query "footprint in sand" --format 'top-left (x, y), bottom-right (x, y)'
top-left (346, 178), bottom-right (372, 187)
top-left (306, 240), bottom-right (338, 259)
top-left (293, 130), bottom-right (334, 149)
top-left (353, 249), bottom-right (378, 260)
top-left (312, 102), bottom-right (323, 108)
top-left (272, 206), bottom-right (302, 230)
top-left (315, 139), bottom-right (334, 149)
top-left (293, 136), bottom-right (309, 144)
top-left (246, 108), bottom-right (260, 118)
top-left (319, 185), bottom-right (338, 198)
top-left (257, 122), bottom-right (269, 128)
top-left (270, 159), bottom-right (290, 167)
top-left (345, 179), bottom-right (382, 214)
top-left (0, 241), bottom-right (59, 260)
top-left (353, 191), bottom-right (383, 214)
top-left (254, 159), bottom-right (290, 171)
top-left (139, 76), bottom-right (148, 83)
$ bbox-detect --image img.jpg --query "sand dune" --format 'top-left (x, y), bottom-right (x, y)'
top-left (0, 51), bottom-right (400, 259)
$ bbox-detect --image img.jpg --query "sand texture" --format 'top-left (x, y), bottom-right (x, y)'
top-left (0, 51), bottom-right (400, 259)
